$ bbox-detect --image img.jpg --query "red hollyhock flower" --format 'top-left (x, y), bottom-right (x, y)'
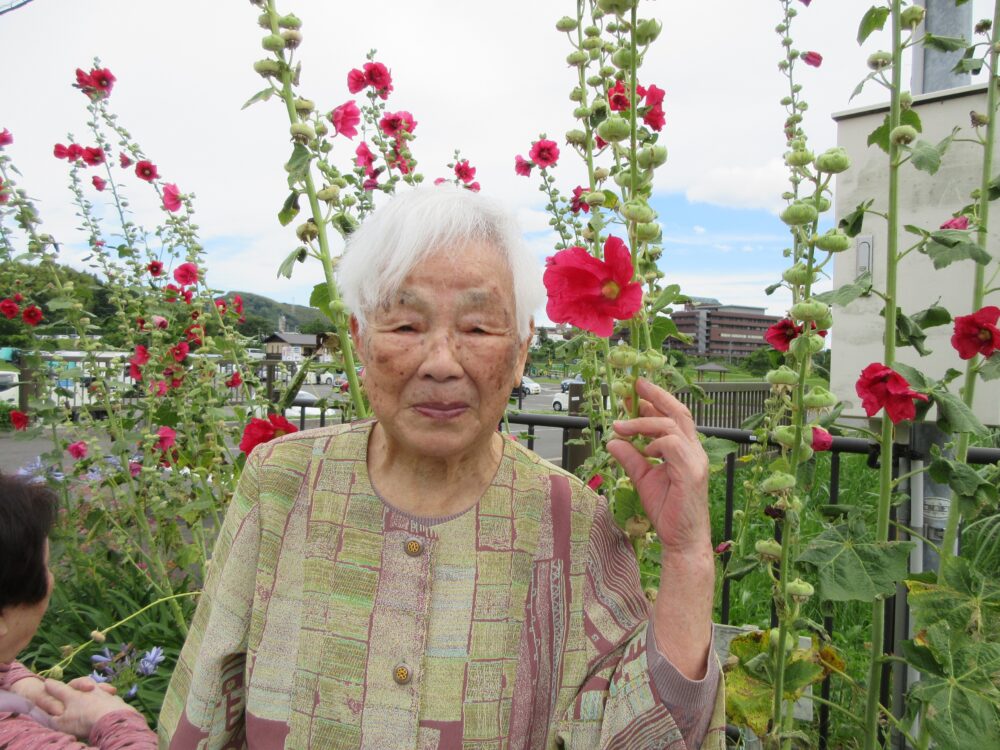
top-left (51, 143), bottom-right (69, 159)
top-left (529, 139), bottom-right (560, 168)
top-left (169, 341), bottom-right (190, 362)
top-left (595, 135), bottom-right (609, 150)
top-left (10, 410), bottom-right (28, 431)
top-left (347, 68), bottom-right (367, 93)
top-left (466, 182), bottom-right (481, 193)
top-left (162, 183), bottom-right (182, 212)
top-left (135, 160), bottom-right (159, 181)
top-left (514, 155), bottom-right (533, 177)
top-left (811, 426), bottom-right (833, 452)
top-left (454, 160), bottom-right (476, 184)
top-left (149, 380), bottom-right (167, 397)
top-left (855, 362), bottom-right (929, 424)
top-left (363, 62), bottom-right (393, 97)
top-left (951, 305), bottom-right (1000, 360)
top-left (0, 129), bottom-right (11, 147)
top-left (214, 298), bottom-right (227, 315)
top-left (92, 175), bottom-right (107, 191)
top-left (765, 319), bottom-right (800, 352)
top-left (570, 186), bottom-right (590, 214)
top-left (239, 413), bottom-right (299, 454)
top-left (185, 324), bottom-right (203, 346)
top-left (75, 67), bottom-right (115, 98)
top-left (147, 260), bottom-right (163, 276)
top-left (67, 144), bottom-right (83, 161)
top-left (0, 299), bottom-right (17, 319)
top-left (173, 262), bottom-right (199, 286)
top-left (81, 147), bottom-right (104, 166)
top-left (643, 104), bottom-right (666, 132)
top-left (0, 178), bottom-right (7, 204)
top-left (119, 153), bottom-right (132, 168)
top-left (802, 51), bottom-right (823, 68)
top-left (587, 475), bottom-right (603, 491)
top-left (940, 215), bottom-right (969, 230)
top-left (330, 101), bottom-right (361, 139)
top-left (151, 315), bottom-right (168, 329)
top-left (355, 142), bottom-right (376, 175)
top-left (543, 235), bottom-right (643, 337)
top-left (128, 361), bottom-right (143, 381)
top-left (155, 426), bottom-right (176, 452)
top-left (226, 371), bottom-right (243, 388)
top-left (131, 344), bottom-right (150, 366)
top-left (644, 84), bottom-right (665, 108)
top-left (12, 293), bottom-right (21, 303)
top-left (608, 80), bottom-right (632, 112)
top-left (22, 305), bottom-right (43, 326)
top-left (378, 110), bottom-right (417, 137)
top-left (232, 294), bottom-right (244, 315)
top-left (67, 441), bottom-right (88, 459)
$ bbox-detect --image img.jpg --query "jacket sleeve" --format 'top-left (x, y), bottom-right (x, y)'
top-left (556, 500), bottom-right (726, 750)
top-left (158, 450), bottom-right (263, 749)
top-left (0, 709), bottom-right (155, 750)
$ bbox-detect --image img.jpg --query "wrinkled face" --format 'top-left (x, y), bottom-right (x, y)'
top-left (0, 541), bottom-right (53, 664)
top-left (353, 241), bottom-right (530, 460)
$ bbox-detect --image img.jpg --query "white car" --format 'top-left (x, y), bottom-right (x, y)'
top-left (0, 372), bottom-right (18, 405)
top-left (520, 376), bottom-right (542, 395)
top-left (552, 392), bottom-right (568, 411)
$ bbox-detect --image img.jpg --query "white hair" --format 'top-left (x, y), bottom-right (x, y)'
top-left (337, 185), bottom-right (544, 341)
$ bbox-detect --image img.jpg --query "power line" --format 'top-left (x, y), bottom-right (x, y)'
top-left (0, 0), bottom-right (36, 17)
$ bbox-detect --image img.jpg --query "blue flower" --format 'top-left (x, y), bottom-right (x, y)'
top-left (89, 670), bottom-right (111, 683)
top-left (136, 646), bottom-right (165, 676)
top-left (125, 684), bottom-right (138, 699)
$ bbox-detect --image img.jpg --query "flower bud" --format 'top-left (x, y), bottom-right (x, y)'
top-left (622, 201), bottom-right (655, 223)
top-left (789, 299), bottom-right (828, 323)
top-left (597, 0), bottom-right (637, 17)
top-left (581, 37), bottom-right (603, 51)
top-left (584, 25), bottom-right (601, 37)
top-left (597, 116), bottom-right (631, 143)
top-left (290, 123), bottom-right (315, 143)
top-left (900, 5), bottom-right (925, 28)
top-left (314, 121), bottom-right (328, 137)
top-left (625, 514), bottom-right (651, 539)
top-left (780, 96), bottom-right (793, 106)
top-left (566, 50), bottom-right (589, 66)
top-left (591, 98), bottom-right (609, 114)
top-left (296, 220), bottom-right (319, 242)
top-left (780, 202), bottom-right (818, 226)
top-left (594, 167), bottom-right (610, 180)
top-left (890, 125), bottom-right (918, 145)
top-left (790, 333), bottom-right (825, 357)
top-left (587, 75), bottom-right (604, 87)
top-left (281, 29), bottom-right (302, 48)
top-left (815, 309), bottom-right (833, 331)
top-left (611, 379), bottom-right (631, 397)
top-left (814, 147), bottom-right (851, 173)
top-left (782, 263), bottom-right (814, 285)
top-left (761, 472), bottom-right (796, 494)
top-left (635, 19), bottom-right (663, 45)
top-left (971, 111), bottom-right (990, 127)
top-left (257, 12), bottom-right (271, 28)
top-left (293, 98), bottom-right (315, 116)
top-left (636, 222), bottom-right (660, 241)
top-left (569, 87), bottom-right (584, 102)
top-left (90, 629), bottom-right (106, 643)
top-left (766, 366), bottom-right (799, 386)
top-left (900, 92), bottom-right (913, 110)
top-left (262, 33), bottom-right (285, 52)
top-left (784, 149), bottom-right (814, 167)
top-left (814, 228), bottom-right (851, 253)
top-left (566, 129), bottom-right (587, 146)
top-left (600, 65), bottom-right (616, 78)
top-left (607, 346), bottom-right (638, 368)
top-left (787, 577), bottom-right (815, 603)
top-left (638, 349), bottom-right (665, 372)
top-left (253, 59), bottom-right (282, 77)
top-left (341, 194), bottom-right (358, 207)
top-left (48, 665), bottom-right (64, 681)
top-left (773, 426), bottom-right (798, 448)
top-left (317, 185), bottom-right (340, 203)
top-left (585, 191), bottom-right (606, 206)
top-left (555, 16), bottom-right (578, 32)
top-left (755, 539), bottom-right (783, 562)
top-left (636, 145), bottom-right (668, 169)
top-left (770, 629), bottom-right (795, 654)
top-left (611, 47), bottom-right (635, 69)
top-left (802, 386), bottom-right (837, 409)
top-left (573, 106), bottom-right (592, 119)
top-left (867, 51), bottom-right (892, 70)
top-left (278, 13), bottom-right (302, 29)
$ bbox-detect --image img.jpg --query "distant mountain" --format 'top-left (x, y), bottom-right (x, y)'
top-left (229, 291), bottom-right (327, 332)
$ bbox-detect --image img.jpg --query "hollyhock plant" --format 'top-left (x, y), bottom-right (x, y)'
top-left (92, 176), bottom-right (107, 191)
top-left (378, 110), bottom-right (417, 137)
top-left (135, 160), bottom-right (158, 181)
top-left (570, 186), bottom-right (590, 214)
top-left (514, 155), bottom-right (533, 177)
top-left (154, 426), bottom-right (176, 452)
top-left (81, 147), bottom-right (105, 166)
top-left (811, 426), bottom-right (833, 452)
top-left (173, 262), bottom-right (199, 286)
top-left (67, 441), bottom-right (89, 459)
top-left (765, 319), bottom-right (800, 352)
top-left (10, 410), bottom-right (29, 431)
top-left (0, 298), bottom-right (17, 319)
top-left (330, 101), bottom-right (361, 139)
top-left (543, 236), bottom-right (643, 337)
top-left (950, 305), bottom-right (1000, 360)
top-left (940, 215), bottom-right (970, 230)
top-left (162, 184), bottom-right (182, 212)
top-left (347, 61), bottom-right (392, 98)
top-left (119, 153), bottom-right (132, 168)
top-left (226, 371), bottom-right (243, 388)
top-left (0, 128), bottom-right (11, 147)
top-left (454, 160), bottom-right (476, 184)
top-left (22, 305), bottom-right (43, 326)
top-left (855, 362), bottom-right (929, 424)
top-left (608, 80), bottom-right (639, 112)
top-left (528, 139), bottom-right (560, 168)
top-left (239, 413), bottom-right (298, 454)
top-left (169, 342), bottom-right (190, 362)
top-left (147, 260), bottom-right (163, 277)
top-left (75, 67), bottom-right (115, 98)
top-left (802, 51), bottom-right (823, 68)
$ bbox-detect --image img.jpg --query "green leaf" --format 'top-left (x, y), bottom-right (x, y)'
top-left (612, 483), bottom-right (642, 529)
top-left (850, 70), bottom-right (880, 101)
top-left (890, 360), bottom-right (932, 391)
top-left (600, 190), bottom-right (619, 211)
top-left (927, 457), bottom-right (998, 522)
top-left (953, 55), bottom-right (985, 75)
top-left (924, 231), bottom-right (992, 269)
top-left (933, 388), bottom-right (989, 436)
top-left (910, 140), bottom-right (942, 174)
top-left (649, 315), bottom-right (688, 350)
top-left (988, 174), bottom-right (1000, 201)
top-left (278, 191), bottom-right (300, 227)
top-left (911, 304), bottom-right (952, 329)
top-left (309, 282), bottom-right (330, 312)
top-left (702, 436), bottom-right (738, 471)
top-left (889, 309), bottom-right (931, 355)
top-left (241, 87), bottom-right (274, 110)
top-left (797, 517), bottom-right (914, 602)
top-left (839, 199), bottom-right (874, 237)
top-left (858, 6), bottom-right (890, 44)
top-left (276, 246), bottom-right (305, 280)
top-left (907, 557), bottom-right (1000, 641)
top-left (781, 658), bottom-right (825, 697)
top-left (900, 638), bottom-right (946, 677)
top-left (922, 34), bottom-right (969, 53)
top-left (45, 297), bottom-right (77, 311)
top-left (814, 271), bottom-right (872, 306)
top-left (868, 109), bottom-right (922, 154)
top-left (979, 352), bottom-right (1000, 381)
top-left (649, 284), bottom-right (682, 314)
top-left (285, 143), bottom-right (311, 186)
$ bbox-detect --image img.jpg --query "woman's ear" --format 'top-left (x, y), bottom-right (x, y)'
top-left (349, 315), bottom-right (365, 363)
top-left (0, 614), bottom-right (9, 637)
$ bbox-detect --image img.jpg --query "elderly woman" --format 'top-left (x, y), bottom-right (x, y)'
top-left (0, 473), bottom-right (157, 749)
top-left (160, 186), bottom-right (724, 749)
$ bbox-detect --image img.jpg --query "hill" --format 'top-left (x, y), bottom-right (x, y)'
top-left (230, 291), bottom-right (327, 335)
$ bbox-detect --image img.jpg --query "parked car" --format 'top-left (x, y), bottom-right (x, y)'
top-left (552, 392), bottom-right (568, 411)
top-left (560, 374), bottom-right (585, 392)
top-left (0, 372), bottom-right (18, 405)
top-left (520, 376), bottom-right (541, 395)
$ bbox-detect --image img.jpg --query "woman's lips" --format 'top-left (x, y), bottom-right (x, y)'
top-left (412, 402), bottom-right (468, 419)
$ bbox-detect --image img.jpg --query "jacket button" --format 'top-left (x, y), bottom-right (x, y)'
top-left (404, 538), bottom-right (423, 556)
top-left (393, 663), bottom-right (412, 685)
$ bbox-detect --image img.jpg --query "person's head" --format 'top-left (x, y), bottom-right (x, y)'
top-left (0, 473), bottom-right (56, 663)
top-left (339, 186), bottom-right (544, 460)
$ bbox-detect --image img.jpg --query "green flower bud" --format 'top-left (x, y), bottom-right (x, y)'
top-left (867, 51), bottom-right (893, 70)
top-left (555, 16), bottom-right (578, 32)
top-left (289, 122), bottom-right (315, 142)
top-left (814, 196), bottom-right (831, 212)
top-left (900, 92), bottom-right (913, 110)
top-left (48, 665), bottom-right (64, 681)
top-left (636, 222), bottom-right (660, 242)
top-left (566, 50), bottom-right (589, 66)
top-left (785, 149), bottom-right (814, 167)
top-left (636, 145), bottom-right (668, 169)
top-left (901, 5), bottom-right (925, 28)
top-left (770, 629), bottom-right (795, 654)
top-left (281, 29), bottom-right (302, 48)
top-left (262, 33), bottom-right (285, 52)
top-left (591, 98), bottom-right (609, 114)
top-left (635, 18), bottom-right (663, 45)
top-left (600, 65), bottom-right (616, 78)
top-left (625, 514), bottom-right (651, 539)
top-left (761, 472), bottom-right (797, 494)
top-left (971, 111), bottom-right (990, 127)
top-left (814, 147), bottom-right (851, 174)
top-left (622, 201), bottom-right (655, 223)
top-left (293, 98), bottom-right (315, 116)
top-left (815, 310), bottom-right (833, 331)
top-left (569, 87), bottom-right (584, 102)
top-left (780, 202), bottom-right (818, 226)
top-left (314, 121), bottom-right (328, 137)
top-left (278, 13), bottom-right (302, 29)
top-left (585, 24), bottom-right (601, 37)
top-left (296, 220), bottom-right (319, 242)
top-left (597, 116), bottom-right (631, 143)
top-left (257, 12), bottom-right (271, 28)
top-left (611, 47), bottom-right (635, 69)
top-left (815, 228), bottom-right (852, 253)
top-left (585, 191), bottom-right (606, 206)
top-left (607, 346), bottom-right (638, 368)
top-left (780, 96), bottom-right (793, 106)
top-left (789, 333), bottom-right (825, 357)
top-left (638, 349), bottom-right (665, 373)
top-left (581, 37), bottom-right (603, 51)
top-left (597, 0), bottom-right (637, 16)
top-left (586, 75), bottom-right (604, 87)
top-left (611, 379), bottom-right (631, 397)
top-left (782, 263), bottom-right (814, 285)
top-left (890, 125), bottom-right (918, 145)
top-left (573, 106), bottom-right (592, 119)
top-left (787, 577), bottom-right (815, 603)
top-left (755, 539), bottom-right (783, 562)
top-left (253, 59), bottom-right (282, 78)
top-left (341, 194), bottom-right (358, 207)
top-left (766, 366), bottom-right (799, 386)
top-left (773, 426), bottom-right (798, 448)
top-left (594, 166), bottom-right (611, 181)
top-left (566, 129), bottom-right (587, 146)
top-left (790, 299), bottom-right (828, 322)
top-left (802, 386), bottom-right (838, 410)
top-left (317, 185), bottom-right (340, 203)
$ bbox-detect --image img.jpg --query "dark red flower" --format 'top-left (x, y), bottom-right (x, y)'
top-left (214, 298), bottom-right (227, 315)
top-left (135, 316), bottom-right (146, 331)
top-left (119, 153), bottom-right (132, 168)
top-left (128, 361), bottom-right (143, 381)
top-left (330, 101), bottom-right (361, 139)
top-left (362, 177), bottom-right (379, 191)
top-left (92, 175), bottom-right (107, 191)
top-left (0, 299), bottom-right (18, 319)
top-left (714, 541), bottom-right (732, 555)
top-left (799, 0), bottom-right (812, 6)
top-left (543, 235), bottom-right (642, 337)
top-left (131, 344), bottom-right (150, 366)
top-left (226, 371), bottom-right (243, 388)
top-left (169, 341), bottom-right (190, 362)
top-left (608, 80), bottom-right (632, 112)
top-left (12, 293), bottom-right (22, 303)
top-left (135, 160), bottom-right (159, 181)
top-left (454, 160), bottom-right (476, 184)
top-left (378, 110), bottom-right (417, 137)
top-left (570, 185), bottom-right (590, 214)
top-left (763, 505), bottom-right (785, 520)
top-left (10, 410), bottom-right (28, 431)
top-left (529, 139), bottom-right (560, 168)
top-left (239, 413), bottom-right (298, 454)
top-left (855, 362), bottom-right (929, 424)
top-left (155, 426), bottom-right (176, 452)
top-left (75, 67), bottom-right (115, 98)
top-left (595, 135), bottom-right (609, 150)
top-left (811, 426), bottom-right (833, 452)
top-left (81, 147), bottom-right (105, 166)
top-left (514, 155), bottom-right (533, 177)
top-left (147, 260), bottom-right (163, 277)
top-left (173, 262), bottom-right (199, 286)
top-left (802, 51), bottom-right (823, 68)
top-left (67, 440), bottom-right (88, 459)
top-left (21, 305), bottom-right (42, 326)
top-left (765, 319), bottom-right (800, 352)
top-left (951, 306), bottom-right (1000, 360)
top-left (185, 324), bottom-right (203, 347)
top-left (0, 129), bottom-right (11, 147)
top-left (232, 294), bottom-right (244, 315)
top-left (940, 215), bottom-right (969, 230)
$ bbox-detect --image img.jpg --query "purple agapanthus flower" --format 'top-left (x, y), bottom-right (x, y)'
top-left (136, 646), bottom-right (165, 676)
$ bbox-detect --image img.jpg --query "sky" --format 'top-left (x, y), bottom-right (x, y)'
top-left (0, 0), bottom-right (992, 320)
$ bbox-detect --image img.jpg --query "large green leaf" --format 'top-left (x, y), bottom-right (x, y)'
top-left (922, 34), bottom-right (969, 53)
top-left (277, 191), bottom-right (300, 226)
top-left (858, 6), bottom-right (890, 44)
top-left (911, 304), bottom-right (952, 330)
top-left (906, 557), bottom-right (1000, 641)
top-left (649, 315), bottom-right (689, 350)
top-left (797, 517), bottom-right (914, 602)
top-left (839, 199), bottom-right (874, 237)
top-left (285, 143), bottom-right (312, 186)
top-left (924, 230), bottom-right (992, 269)
top-left (910, 140), bottom-right (942, 175)
top-left (868, 109), bottom-right (922, 154)
top-left (980, 352), bottom-right (1000, 381)
top-left (888, 308), bottom-right (931, 355)
top-left (814, 271), bottom-right (872, 306)
top-left (928, 457), bottom-right (999, 521)
top-left (932, 388), bottom-right (989, 437)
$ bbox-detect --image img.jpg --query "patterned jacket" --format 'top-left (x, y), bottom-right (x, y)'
top-left (159, 420), bottom-right (726, 749)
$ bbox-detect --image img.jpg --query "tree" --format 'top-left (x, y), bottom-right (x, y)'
top-left (742, 346), bottom-right (780, 377)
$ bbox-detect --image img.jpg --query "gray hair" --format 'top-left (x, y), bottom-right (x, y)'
top-left (337, 185), bottom-right (543, 340)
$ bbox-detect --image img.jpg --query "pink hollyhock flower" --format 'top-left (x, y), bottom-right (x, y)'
top-left (169, 341), bottom-right (190, 362)
top-left (543, 235), bottom-right (643, 337)
top-left (135, 160), bottom-right (159, 181)
top-left (466, 182), bottom-right (481, 193)
top-left (129, 462), bottom-right (142, 477)
top-left (355, 142), bottom-right (376, 174)
top-left (149, 380), bottom-right (168, 397)
top-left (185, 324), bottom-right (203, 346)
top-left (66, 144), bottom-right (83, 161)
top-left (765, 319), bottom-right (800, 352)
top-left (363, 61), bottom-right (393, 97)
top-left (347, 68), bottom-right (367, 93)
top-left (151, 315), bottom-right (168, 329)
top-left (173, 262), bottom-right (199, 286)
top-left (951, 305), bottom-right (1000, 360)
top-left (940, 215), bottom-right (969, 230)
top-left (131, 345), bottom-right (150, 366)
top-left (128, 361), bottom-right (142, 381)
top-left (119, 153), bottom-right (132, 168)
top-left (811, 426), bottom-right (833, 452)
top-left (514, 155), bottom-right (533, 176)
top-left (330, 101), bottom-right (361, 139)
top-left (92, 175), bottom-right (107, 191)
top-left (529, 139), bottom-right (560, 168)
top-left (226, 371), bottom-right (243, 388)
top-left (22, 305), bottom-right (43, 326)
top-left (587, 475), bottom-right (603, 491)
top-left (0, 299), bottom-right (17, 319)
top-left (75, 67), bottom-right (115, 98)
top-left (155, 426), bottom-right (176, 452)
top-left (855, 362), bottom-right (929, 423)
top-left (232, 294), bottom-right (243, 315)
top-left (802, 51), bottom-right (823, 67)
top-left (67, 441), bottom-right (88, 459)
top-left (570, 185), bottom-right (590, 214)
top-left (10, 410), bottom-right (28, 431)
top-left (714, 541), bottom-right (732, 555)
top-left (433, 177), bottom-right (447, 185)
top-left (0, 129), bottom-right (11, 147)
top-left (162, 183), bottom-right (182, 212)
top-left (378, 110), bottom-right (417, 137)
top-left (454, 160), bottom-right (476, 184)
top-left (81, 147), bottom-right (105, 166)
top-left (239, 413), bottom-right (298, 454)
top-left (147, 260), bottom-right (163, 276)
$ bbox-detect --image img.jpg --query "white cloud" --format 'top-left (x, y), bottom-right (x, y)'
top-left (692, 225), bottom-right (706, 234)
top-left (682, 159), bottom-right (789, 213)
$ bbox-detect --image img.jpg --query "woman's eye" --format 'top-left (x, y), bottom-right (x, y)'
top-left (394, 324), bottom-right (416, 332)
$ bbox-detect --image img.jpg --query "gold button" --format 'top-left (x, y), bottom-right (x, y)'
top-left (404, 538), bottom-right (423, 556)
top-left (393, 663), bottom-right (411, 685)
